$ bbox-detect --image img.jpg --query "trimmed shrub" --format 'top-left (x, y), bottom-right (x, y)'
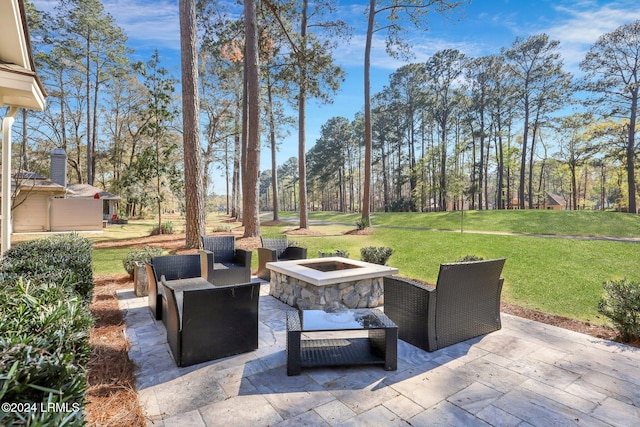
top-left (360, 246), bottom-right (394, 265)
top-left (598, 278), bottom-right (640, 342)
top-left (0, 234), bottom-right (94, 300)
top-left (122, 246), bottom-right (163, 278)
top-left (355, 218), bottom-right (370, 231)
top-left (211, 224), bottom-right (232, 233)
top-left (150, 221), bottom-right (174, 236)
top-left (0, 235), bottom-right (94, 425)
top-left (389, 197), bottom-right (416, 212)
top-left (0, 278), bottom-right (91, 425)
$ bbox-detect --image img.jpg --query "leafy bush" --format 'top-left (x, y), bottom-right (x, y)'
top-left (318, 249), bottom-right (350, 258)
top-left (0, 235), bottom-right (94, 425)
top-left (211, 224), bottom-right (232, 233)
top-left (456, 254), bottom-right (484, 262)
top-left (360, 246), bottom-right (394, 265)
top-left (598, 278), bottom-right (640, 342)
top-left (389, 197), bottom-right (416, 212)
top-left (150, 221), bottom-right (174, 235)
top-left (0, 278), bottom-right (92, 425)
top-left (1, 234), bottom-right (94, 301)
top-left (122, 246), bottom-right (163, 277)
top-left (355, 218), bottom-right (370, 230)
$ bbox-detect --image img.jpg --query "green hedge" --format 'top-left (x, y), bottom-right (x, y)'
top-left (0, 235), bottom-right (94, 426)
top-left (1, 234), bottom-right (94, 301)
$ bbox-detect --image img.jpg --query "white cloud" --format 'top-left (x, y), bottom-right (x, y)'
top-left (542, 1), bottom-right (640, 73)
top-left (31, 0), bottom-right (181, 51)
top-left (333, 31), bottom-right (479, 73)
top-left (102, 0), bottom-right (180, 51)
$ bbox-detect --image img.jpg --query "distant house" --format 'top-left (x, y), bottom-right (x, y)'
top-left (9, 171), bottom-right (68, 232)
top-left (540, 193), bottom-right (567, 210)
top-left (66, 183), bottom-right (121, 221)
top-left (0, 169), bottom-right (105, 233)
top-left (0, 149), bottom-right (122, 233)
top-left (509, 193), bottom-right (567, 210)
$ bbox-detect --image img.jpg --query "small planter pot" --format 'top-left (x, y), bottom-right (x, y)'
top-left (134, 261), bottom-right (149, 297)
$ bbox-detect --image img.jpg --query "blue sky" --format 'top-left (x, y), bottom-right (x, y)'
top-left (32, 0), bottom-right (640, 194)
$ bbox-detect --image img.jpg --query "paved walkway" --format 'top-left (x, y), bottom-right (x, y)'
top-left (119, 283), bottom-right (640, 427)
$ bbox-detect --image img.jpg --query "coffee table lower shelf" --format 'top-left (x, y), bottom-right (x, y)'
top-left (286, 310), bottom-right (398, 376)
top-left (300, 338), bottom-right (387, 367)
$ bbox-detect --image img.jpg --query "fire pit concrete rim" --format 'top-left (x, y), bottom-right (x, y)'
top-left (266, 256), bottom-right (398, 286)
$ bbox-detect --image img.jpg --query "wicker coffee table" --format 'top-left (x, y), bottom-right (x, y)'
top-left (286, 309), bottom-right (398, 376)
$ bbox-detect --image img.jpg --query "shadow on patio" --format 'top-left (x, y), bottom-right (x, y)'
top-left (118, 284), bottom-right (640, 426)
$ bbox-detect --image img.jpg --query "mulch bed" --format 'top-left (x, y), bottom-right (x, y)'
top-left (500, 301), bottom-right (637, 345)
top-left (85, 274), bottom-right (146, 426)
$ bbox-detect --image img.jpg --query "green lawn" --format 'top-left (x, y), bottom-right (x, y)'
top-left (298, 210), bottom-right (640, 238)
top-left (91, 210), bottom-right (640, 327)
top-left (93, 248), bottom-right (133, 274)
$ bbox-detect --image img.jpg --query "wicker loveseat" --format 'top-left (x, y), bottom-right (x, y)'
top-left (256, 237), bottom-right (307, 280)
top-left (383, 258), bottom-right (506, 352)
top-left (200, 235), bottom-right (251, 286)
top-left (160, 276), bottom-right (261, 367)
top-left (146, 253), bottom-right (211, 321)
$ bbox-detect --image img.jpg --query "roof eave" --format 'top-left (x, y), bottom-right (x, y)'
top-left (0, 0), bottom-right (46, 111)
top-left (0, 67), bottom-right (45, 111)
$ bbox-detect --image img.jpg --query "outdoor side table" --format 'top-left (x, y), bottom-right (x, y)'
top-left (286, 309), bottom-right (398, 376)
top-left (163, 277), bottom-right (215, 291)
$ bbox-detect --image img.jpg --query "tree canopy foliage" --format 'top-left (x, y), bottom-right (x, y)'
top-left (17, 2), bottom-right (640, 227)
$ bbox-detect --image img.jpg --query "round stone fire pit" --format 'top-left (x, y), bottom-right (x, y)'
top-left (266, 257), bottom-right (398, 311)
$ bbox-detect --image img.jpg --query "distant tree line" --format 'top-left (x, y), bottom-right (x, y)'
top-left (15, 1), bottom-right (640, 237)
top-left (264, 23), bottom-right (640, 214)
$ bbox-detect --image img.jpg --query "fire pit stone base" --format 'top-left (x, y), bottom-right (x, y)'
top-left (270, 270), bottom-right (384, 311)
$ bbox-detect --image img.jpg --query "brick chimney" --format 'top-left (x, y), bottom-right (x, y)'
top-left (50, 148), bottom-right (67, 187)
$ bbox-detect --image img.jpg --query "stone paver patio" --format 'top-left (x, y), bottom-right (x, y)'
top-left (118, 283), bottom-right (640, 426)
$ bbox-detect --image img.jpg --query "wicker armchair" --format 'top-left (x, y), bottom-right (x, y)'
top-left (257, 237), bottom-right (307, 280)
top-left (146, 253), bottom-right (211, 321)
top-left (384, 258), bottom-right (506, 352)
top-left (199, 235), bottom-right (251, 286)
top-left (161, 276), bottom-right (261, 367)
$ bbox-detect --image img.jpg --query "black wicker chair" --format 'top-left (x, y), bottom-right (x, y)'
top-left (384, 258), bottom-right (506, 352)
top-left (146, 253), bottom-right (212, 321)
top-left (160, 276), bottom-right (261, 367)
top-left (256, 237), bottom-right (307, 280)
top-left (199, 235), bottom-right (252, 286)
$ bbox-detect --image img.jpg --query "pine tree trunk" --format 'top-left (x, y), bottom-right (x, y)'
top-left (243, 0), bottom-right (261, 237)
top-left (179, 0), bottom-right (206, 248)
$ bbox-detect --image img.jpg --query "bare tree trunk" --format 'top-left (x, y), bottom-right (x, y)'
top-left (298, 0), bottom-right (309, 229)
top-left (361, 0), bottom-right (375, 226)
top-left (243, 0), bottom-right (261, 237)
top-left (86, 33), bottom-right (93, 185)
top-left (232, 132), bottom-right (241, 219)
top-left (600, 163), bottom-right (606, 211)
top-left (519, 103), bottom-right (529, 209)
top-left (627, 91), bottom-right (638, 213)
top-left (91, 75), bottom-right (100, 185)
top-left (241, 58), bottom-right (248, 220)
top-left (496, 121), bottom-right (505, 209)
top-left (267, 83), bottom-right (279, 221)
top-left (232, 95), bottom-right (242, 219)
top-left (180, 0), bottom-right (206, 248)
top-left (225, 139), bottom-right (230, 215)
